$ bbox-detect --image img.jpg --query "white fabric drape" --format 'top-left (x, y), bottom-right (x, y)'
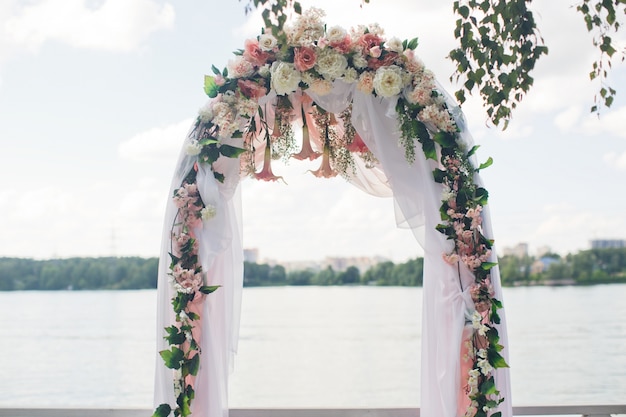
top-left (155, 81), bottom-right (511, 417)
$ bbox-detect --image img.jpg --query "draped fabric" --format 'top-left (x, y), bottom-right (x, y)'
top-left (154, 80), bottom-right (512, 417)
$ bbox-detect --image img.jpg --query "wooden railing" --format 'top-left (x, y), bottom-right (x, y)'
top-left (1, 406), bottom-right (626, 417)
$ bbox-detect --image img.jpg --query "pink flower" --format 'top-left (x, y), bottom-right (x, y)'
top-left (214, 74), bottom-right (225, 86)
top-left (310, 146), bottom-right (337, 178)
top-left (237, 79), bottom-right (267, 100)
top-left (367, 52), bottom-right (399, 70)
top-left (255, 144), bottom-right (284, 182)
top-left (369, 45), bottom-right (382, 58)
top-left (357, 33), bottom-right (383, 54)
top-left (330, 36), bottom-right (352, 54)
top-left (243, 38), bottom-right (270, 67)
top-left (442, 252), bottom-right (460, 265)
top-left (293, 46), bottom-right (317, 72)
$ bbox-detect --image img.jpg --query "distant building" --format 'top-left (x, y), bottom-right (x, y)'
top-left (322, 255), bottom-right (389, 273)
top-left (502, 243), bottom-right (528, 258)
top-left (590, 239), bottom-right (626, 249)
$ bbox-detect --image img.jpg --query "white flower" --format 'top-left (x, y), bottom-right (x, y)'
top-left (201, 204), bottom-right (217, 221)
top-left (185, 139), bottom-right (202, 156)
top-left (471, 311), bottom-right (483, 329)
top-left (373, 65), bottom-right (404, 98)
top-left (342, 67), bottom-right (358, 84)
top-left (441, 184), bottom-right (455, 201)
top-left (352, 54), bottom-right (368, 69)
top-left (385, 37), bottom-right (403, 53)
top-left (258, 64), bottom-right (271, 78)
top-left (308, 78), bottom-right (333, 95)
top-left (326, 25), bottom-right (347, 43)
top-left (258, 33), bottom-right (277, 51)
top-left (271, 61), bottom-right (301, 95)
top-left (478, 358), bottom-right (494, 375)
top-left (179, 310), bottom-right (189, 321)
top-left (315, 49), bottom-right (348, 80)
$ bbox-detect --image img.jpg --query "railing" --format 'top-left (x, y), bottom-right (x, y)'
top-left (1, 406), bottom-right (626, 417)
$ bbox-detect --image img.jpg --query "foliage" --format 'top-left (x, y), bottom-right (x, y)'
top-left (449, 0), bottom-right (548, 128)
top-left (241, 0), bottom-right (626, 127)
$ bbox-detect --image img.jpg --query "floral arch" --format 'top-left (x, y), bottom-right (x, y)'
top-left (153, 8), bottom-right (511, 417)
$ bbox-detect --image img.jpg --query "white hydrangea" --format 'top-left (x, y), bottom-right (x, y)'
top-left (185, 139), bottom-right (202, 156)
top-left (198, 104), bottom-right (214, 123)
top-left (201, 204), bottom-right (217, 221)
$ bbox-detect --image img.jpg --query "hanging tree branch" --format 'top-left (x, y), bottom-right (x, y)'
top-left (575, 0), bottom-right (626, 113)
top-left (448, 0), bottom-right (548, 128)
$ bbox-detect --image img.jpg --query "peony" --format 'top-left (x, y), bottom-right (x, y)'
top-left (258, 33), bottom-right (278, 51)
top-left (373, 65), bottom-right (404, 97)
top-left (270, 61), bottom-right (301, 95)
top-left (228, 56), bottom-right (255, 78)
top-left (293, 46), bottom-right (317, 72)
top-left (352, 53), bottom-right (368, 69)
top-left (315, 49), bottom-right (348, 79)
top-left (356, 71), bottom-right (374, 94)
top-left (342, 67), bottom-right (358, 84)
top-left (243, 38), bottom-right (270, 66)
top-left (238, 79), bottom-right (267, 100)
top-left (308, 78), bottom-right (333, 95)
top-left (357, 32), bottom-right (383, 54)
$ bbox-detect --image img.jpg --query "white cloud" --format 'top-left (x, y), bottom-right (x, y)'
top-left (118, 118), bottom-right (193, 162)
top-left (604, 151), bottom-right (626, 171)
top-left (554, 106), bottom-right (583, 132)
top-left (4, 0), bottom-right (175, 52)
top-left (580, 105), bottom-right (626, 138)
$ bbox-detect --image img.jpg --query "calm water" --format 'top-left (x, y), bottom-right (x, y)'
top-left (0, 285), bottom-right (624, 408)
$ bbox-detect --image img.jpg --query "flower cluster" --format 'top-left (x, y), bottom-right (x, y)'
top-left (154, 167), bottom-right (221, 417)
top-left (434, 146), bottom-right (507, 416)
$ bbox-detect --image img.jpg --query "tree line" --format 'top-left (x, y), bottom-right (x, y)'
top-left (1, 248), bottom-right (626, 291)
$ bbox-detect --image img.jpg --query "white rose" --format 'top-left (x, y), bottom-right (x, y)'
top-left (373, 65), bottom-right (404, 97)
top-left (186, 139), bottom-right (202, 156)
top-left (270, 61), bottom-right (301, 95)
top-left (258, 33), bottom-right (277, 51)
top-left (342, 67), bottom-right (358, 84)
top-left (258, 64), bottom-right (271, 78)
top-left (385, 37), bottom-right (404, 53)
top-left (315, 49), bottom-right (348, 80)
top-left (326, 25), bottom-right (347, 43)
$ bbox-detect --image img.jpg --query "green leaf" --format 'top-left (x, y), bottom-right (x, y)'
top-left (293, 1), bottom-right (302, 14)
top-left (433, 131), bottom-right (457, 148)
top-left (152, 403), bottom-right (172, 417)
top-left (211, 65), bottom-right (220, 75)
top-left (467, 144), bottom-right (480, 157)
top-left (407, 37), bottom-right (419, 50)
top-left (478, 156), bottom-right (493, 171)
top-left (421, 138), bottom-right (437, 161)
top-left (480, 377), bottom-right (497, 395)
top-left (433, 168), bottom-right (447, 183)
top-left (204, 75), bottom-right (218, 98)
top-left (198, 137), bottom-right (218, 146)
top-left (184, 353), bottom-right (201, 377)
top-left (160, 347), bottom-right (185, 369)
top-left (213, 171), bottom-right (225, 183)
top-left (481, 262), bottom-right (498, 271)
top-left (164, 325), bottom-right (186, 345)
top-left (474, 187), bottom-right (489, 205)
top-left (219, 144), bottom-right (247, 158)
top-left (488, 349), bottom-right (510, 368)
top-left (199, 285), bottom-right (221, 294)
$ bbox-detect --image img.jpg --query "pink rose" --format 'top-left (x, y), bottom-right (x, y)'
top-left (367, 52), bottom-right (399, 70)
top-left (243, 38), bottom-right (270, 67)
top-left (238, 79), bottom-right (268, 100)
top-left (330, 36), bottom-right (352, 54)
top-left (293, 46), bottom-right (317, 72)
top-left (358, 33), bottom-right (382, 53)
top-left (214, 74), bottom-right (225, 86)
top-left (369, 45), bottom-right (382, 58)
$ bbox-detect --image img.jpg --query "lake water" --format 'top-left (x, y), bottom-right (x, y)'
top-left (0, 285), bottom-right (624, 408)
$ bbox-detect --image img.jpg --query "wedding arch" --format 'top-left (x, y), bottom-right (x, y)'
top-left (153, 8), bottom-right (511, 417)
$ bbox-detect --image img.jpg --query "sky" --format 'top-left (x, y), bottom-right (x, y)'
top-left (1, 0), bottom-right (625, 263)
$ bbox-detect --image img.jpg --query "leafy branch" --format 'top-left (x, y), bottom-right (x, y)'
top-left (449, 0), bottom-right (548, 128)
top-left (575, 0), bottom-right (626, 112)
